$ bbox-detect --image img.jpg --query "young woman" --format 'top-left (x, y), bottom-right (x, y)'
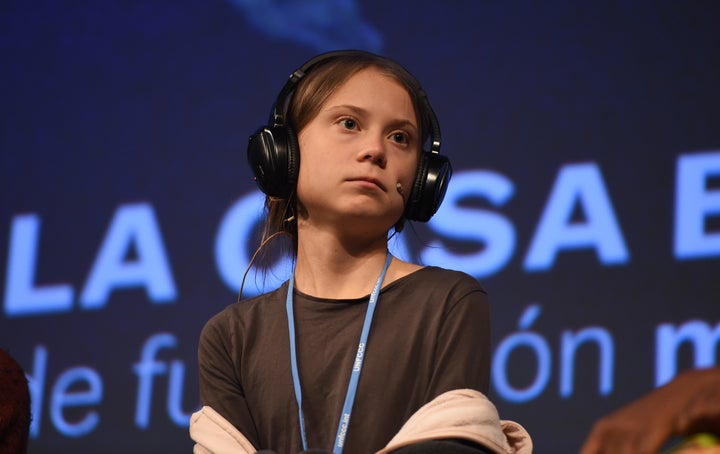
top-left (191, 50), bottom-right (530, 454)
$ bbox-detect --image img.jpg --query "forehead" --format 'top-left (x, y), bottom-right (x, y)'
top-left (322, 67), bottom-right (417, 119)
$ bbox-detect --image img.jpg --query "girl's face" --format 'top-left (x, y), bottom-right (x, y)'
top-left (296, 67), bottom-right (420, 235)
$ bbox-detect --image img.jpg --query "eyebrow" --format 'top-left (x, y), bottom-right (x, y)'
top-left (324, 104), bottom-right (419, 133)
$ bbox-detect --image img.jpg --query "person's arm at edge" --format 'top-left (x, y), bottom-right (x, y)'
top-left (580, 366), bottom-right (720, 454)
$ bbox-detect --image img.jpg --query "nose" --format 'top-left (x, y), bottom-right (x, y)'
top-left (358, 134), bottom-right (387, 168)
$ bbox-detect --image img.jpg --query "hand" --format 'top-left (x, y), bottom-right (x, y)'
top-left (579, 367), bottom-right (720, 454)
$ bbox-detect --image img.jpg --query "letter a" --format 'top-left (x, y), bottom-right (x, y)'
top-left (79, 203), bottom-right (177, 309)
top-left (524, 163), bottom-right (629, 271)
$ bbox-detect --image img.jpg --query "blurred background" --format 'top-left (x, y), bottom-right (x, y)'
top-left (1, 1), bottom-right (719, 452)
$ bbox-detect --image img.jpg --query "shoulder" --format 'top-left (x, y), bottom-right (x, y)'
top-left (407, 266), bottom-right (486, 295)
top-left (385, 266), bottom-right (487, 313)
top-left (382, 267), bottom-right (489, 333)
top-left (200, 283), bottom-right (289, 340)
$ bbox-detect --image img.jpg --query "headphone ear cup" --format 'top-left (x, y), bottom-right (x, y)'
top-left (280, 124), bottom-right (300, 194)
top-left (247, 125), bottom-right (300, 198)
top-left (405, 152), bottom-right (452, 222)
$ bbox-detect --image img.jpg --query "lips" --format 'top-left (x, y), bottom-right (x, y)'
top-left (348, 177), bottom-right (386, 192)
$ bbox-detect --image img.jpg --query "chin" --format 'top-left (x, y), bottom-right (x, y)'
top-left (338, 212), bottom-right (396, 233)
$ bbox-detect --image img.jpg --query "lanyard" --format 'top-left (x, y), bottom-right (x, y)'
top-left (285, 251), bottom-right (393, 454)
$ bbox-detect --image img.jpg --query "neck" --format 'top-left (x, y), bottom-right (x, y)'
top-left (294, 225), bottom-right (390, 299)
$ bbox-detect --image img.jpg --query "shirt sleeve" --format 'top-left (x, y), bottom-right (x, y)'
top-left (426, 283), bottom-right (491, 399)
top-left (197, 311), bottom-right (261, 447)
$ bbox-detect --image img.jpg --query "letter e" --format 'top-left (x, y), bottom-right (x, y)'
top-left (674, 151), bottom-right (720, 259)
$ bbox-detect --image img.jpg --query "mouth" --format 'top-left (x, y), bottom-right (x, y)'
top-left (348, 177), bottom-right (386, 192)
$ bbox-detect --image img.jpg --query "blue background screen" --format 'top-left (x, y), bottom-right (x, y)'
top-left (2, 2), bottom-right (719, 452)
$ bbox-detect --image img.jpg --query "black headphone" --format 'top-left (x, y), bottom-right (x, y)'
top-left (247, 50), bottom-right (452, 223)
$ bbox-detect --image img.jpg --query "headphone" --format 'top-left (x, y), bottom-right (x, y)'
top-left (247, 50), bottom-right (452, 223)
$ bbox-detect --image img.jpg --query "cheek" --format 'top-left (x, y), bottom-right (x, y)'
top-left (401, 155), bottom-right (421, 187)
top-left (295, 135), bottom-right (315, 187)
top-left (295, 139), bottom-right (331, 201)
top-left (295, 156), bottom-right (318, 197)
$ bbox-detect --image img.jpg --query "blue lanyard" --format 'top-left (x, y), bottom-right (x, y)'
top-left (285, 251), bottom-right (393, 454)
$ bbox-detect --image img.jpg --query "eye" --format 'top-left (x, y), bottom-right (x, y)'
top-left (391, 132), bottom-right (409, 144)
top-left (340, 118), bottom-right (357, 130)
